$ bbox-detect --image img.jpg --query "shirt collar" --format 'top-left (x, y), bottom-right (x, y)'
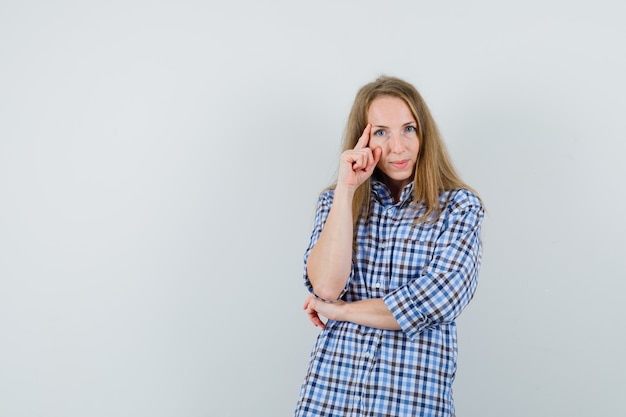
top-left (372, 180), bottom-right (415, 206)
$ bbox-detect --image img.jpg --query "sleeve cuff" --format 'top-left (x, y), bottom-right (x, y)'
top-left (384, 286), bottom-right (426, 341)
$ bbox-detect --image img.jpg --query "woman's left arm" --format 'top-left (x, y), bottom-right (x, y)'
top-left (383, 191), bottom-right (484, 340)
top-left (303, 294), bottom-right (400, 330)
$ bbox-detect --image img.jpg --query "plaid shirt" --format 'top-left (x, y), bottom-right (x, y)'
top-left (294, 180), bottom-right (484, 417)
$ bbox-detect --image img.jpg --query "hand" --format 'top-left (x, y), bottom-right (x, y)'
top-left (337, 124), bottom-right (382, 190)
top-left (303, 293), bottom-right (346, 329)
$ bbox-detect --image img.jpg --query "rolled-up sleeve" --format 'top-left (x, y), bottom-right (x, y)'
top-left (383, 190), bottom-right (484, 341)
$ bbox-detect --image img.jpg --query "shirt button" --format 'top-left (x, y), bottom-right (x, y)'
top-left (375, 282), bottom-right (381, 289)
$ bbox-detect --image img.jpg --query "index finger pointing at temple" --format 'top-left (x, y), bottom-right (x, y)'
top-left (354, 123), bottom-right (372, 149)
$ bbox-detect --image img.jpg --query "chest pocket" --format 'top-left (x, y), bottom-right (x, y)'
top-left (387, 222), bottom-right (437, 289)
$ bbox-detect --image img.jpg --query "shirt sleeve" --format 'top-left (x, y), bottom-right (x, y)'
top-left (303, 190), bottom-right (353, 302)
top-left (383, 189), bottom-right (484, 340)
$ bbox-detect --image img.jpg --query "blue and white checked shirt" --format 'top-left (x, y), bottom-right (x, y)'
top-left (294, 180), bottom-right (484, 417)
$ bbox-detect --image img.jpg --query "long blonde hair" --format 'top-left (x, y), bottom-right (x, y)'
top-left (338, 75), bottom-right (478, 229)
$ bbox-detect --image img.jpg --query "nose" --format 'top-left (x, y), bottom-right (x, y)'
top-left (388, 132), bottom-right (404, 153)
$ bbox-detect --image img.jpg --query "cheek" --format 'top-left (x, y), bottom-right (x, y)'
top-left (368, 139), bottom-right (385, 155)
top-left (368, 136), bottom-right (385, 148)
top-left (412, 140), bottom-right (420, 156)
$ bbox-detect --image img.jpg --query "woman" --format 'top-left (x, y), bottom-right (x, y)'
top-left (294, 76), bottom-right (484, 417)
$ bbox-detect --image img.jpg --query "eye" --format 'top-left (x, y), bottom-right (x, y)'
top-left (373, 129), bottom-right (387, 137)
top-left (404, 125), bottom-right (417, 134)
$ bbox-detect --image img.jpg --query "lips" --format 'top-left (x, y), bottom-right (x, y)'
top-left (390, 160), bottom-right (409, 169)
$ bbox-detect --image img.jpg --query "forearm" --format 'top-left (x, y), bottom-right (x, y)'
top-left (306, 187), bottom-right (355, 301)
top-left (308, 296), bottom-right (401, 331)
top-left (342, 298), bottom-right (401, 330)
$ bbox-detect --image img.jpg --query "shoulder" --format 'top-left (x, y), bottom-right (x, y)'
top-left (317, 188), bottom-right (335, 205)
top-left (311, 188), bottom-right (336, 217)
top-left (442, 188), bottom-right (482, 210)
top-left (439, 188), bottom-right (484, 222)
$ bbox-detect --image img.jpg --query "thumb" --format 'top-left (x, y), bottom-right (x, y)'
top-left (372, 147), bottom-right (382, 164)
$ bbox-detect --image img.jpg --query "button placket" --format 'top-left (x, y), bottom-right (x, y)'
top-left (375, 205), bottom-right (396, 294)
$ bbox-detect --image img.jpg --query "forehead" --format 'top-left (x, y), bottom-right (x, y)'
top-left (367, 96), bottom-right (415, 123)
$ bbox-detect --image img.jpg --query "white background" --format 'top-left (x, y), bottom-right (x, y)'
top-left (1, 1), bottom-right (625, 416)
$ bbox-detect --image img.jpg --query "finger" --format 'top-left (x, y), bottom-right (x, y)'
top-left (354, 124), bottom-right (372, 150)
top-left (305, 306), bottom-right (326, 328)
top-left (310, 313), bottom-right (326, 329)
top-left (351, 149), bottom-right (374, 171)
top-left (302, 293), bottom-right (315, 309)
top-left (362, 147), bottom-right (381, 172)
top-left (350, 151), bottom-right (365, 171)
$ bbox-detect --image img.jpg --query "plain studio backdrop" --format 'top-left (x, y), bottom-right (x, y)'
top-left (1, 1), bottom-right (625, 416)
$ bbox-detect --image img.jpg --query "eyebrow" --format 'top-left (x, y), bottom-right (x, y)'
top-left (371, 121), bottom-right (417, 128)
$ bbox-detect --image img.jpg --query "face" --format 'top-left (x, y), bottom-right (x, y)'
top-left (367, 96), bottom-right (420, 193)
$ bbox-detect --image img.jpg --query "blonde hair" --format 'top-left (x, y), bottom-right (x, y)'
top-left (338, 75), bottom-right (479, 229)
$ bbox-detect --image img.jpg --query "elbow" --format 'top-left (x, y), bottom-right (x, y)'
top-left (306, 263), bottom-right (349, 302)
top-left (310, 283), bottom-right (344, 303)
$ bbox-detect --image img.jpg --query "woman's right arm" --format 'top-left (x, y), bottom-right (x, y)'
top-left (306, 186), bottom-right (355, 301)
top-left (306, 124), bottom-right (380, 301)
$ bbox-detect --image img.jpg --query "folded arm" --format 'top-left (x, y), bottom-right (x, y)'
top-left (304, 294), bottom-right (401, 330)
